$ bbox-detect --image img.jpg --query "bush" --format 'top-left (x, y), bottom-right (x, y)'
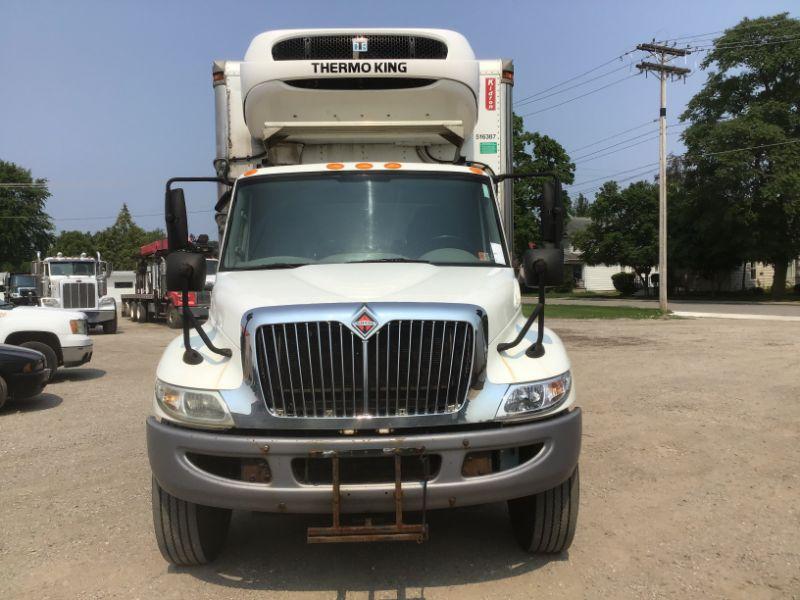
top-left (794, 283), bottom-right (800, 296)
top-left (751, 286), bottom-right (765, 296)
top-left (612, 272), bottom-right (637, 295)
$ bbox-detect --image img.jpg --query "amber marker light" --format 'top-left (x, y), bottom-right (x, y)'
top-left (243, 169), bottom-right (258, 177)
top-left (355, 162), bottom-right (373, 170)
top-left (384, 162), bottom-right (402, 169)
top-left (326, 163), bottom-right (345, 170)
top-left (469, 166), bottom-right (484, 175)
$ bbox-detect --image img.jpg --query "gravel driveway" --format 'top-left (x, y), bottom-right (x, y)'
top-left (1, 318), bottom-right (798, 599)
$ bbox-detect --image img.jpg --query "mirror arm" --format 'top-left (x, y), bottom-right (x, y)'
top-left (180, 288), bottom-right (232, 365)
top-left (497, 261), bottom-right (548, 356)
top-left (493, 171), bottom-right (557, 184)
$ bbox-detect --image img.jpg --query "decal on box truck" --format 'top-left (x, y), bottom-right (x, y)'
top-left (311, 61), bottom-right (408, 74)
top-left (485, 77), bottom-right (496, 110)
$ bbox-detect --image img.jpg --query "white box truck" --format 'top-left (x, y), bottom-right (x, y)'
top-left (147, 29), bottom-right (580, 565)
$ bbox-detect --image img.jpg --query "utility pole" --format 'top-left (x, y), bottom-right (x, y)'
top-left (636, 43), bottom-right (690, 313)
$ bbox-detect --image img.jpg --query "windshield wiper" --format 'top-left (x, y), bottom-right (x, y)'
top-left (346, 258), bottom-right (431, 264)
top-left (257, 263), bottom-right (310, 269)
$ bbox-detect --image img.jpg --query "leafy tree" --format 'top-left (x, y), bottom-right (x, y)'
top-left (573, 180), bottom-right (659, 294)
top-left (49, 230), bottom-right (96, 258)
top-left (92, 204), bottom-right (164, 271)
top-left (681, 13), bottom-right (800, 298)
top-left (0, 160), bottom-right (55, 271)
top-left (512, 114), bottom-right (575, 260)
top-left (573, 193), bottom-right (590, 217)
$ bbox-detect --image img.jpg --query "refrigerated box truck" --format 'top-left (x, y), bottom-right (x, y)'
top-left (147, 29), bottom-right (580, 565)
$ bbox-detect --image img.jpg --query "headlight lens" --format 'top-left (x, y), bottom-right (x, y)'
top-left (69, 319), bottom-right (88, 334)
top-left (155, 379), bottom-right (234, 429)
top-left (497, 371), bottom-right (572, 420)
top-left (41, 297), bottom-right (60, 308)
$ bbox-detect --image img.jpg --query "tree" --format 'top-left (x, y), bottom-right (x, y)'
top-left (572, 193), bottom-right (590, 217)
top-left (52, 205), bottom-right (164, 271)
top-left (681, 13), bottom-right (800, 298)
top-left (573, 180), bottom-right (659, 294)
top-left (512, 114), bottom-right (575, 260)
top-left (0, 160), bottom-right (55, 271)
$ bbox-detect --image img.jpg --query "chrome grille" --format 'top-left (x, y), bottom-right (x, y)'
top-left (255, 320), bottom-right (473, 418)
top-left (61, 282), bottom-right (96, 309)
top-left (272, 35), bottom-right (448, 61)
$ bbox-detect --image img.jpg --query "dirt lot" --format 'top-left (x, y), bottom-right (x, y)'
top-left (1, 317), bottom-right (798, 599)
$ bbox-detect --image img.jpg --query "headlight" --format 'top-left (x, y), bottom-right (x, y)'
top-left (155, 379), bottom-right (234, 429)
top-left (99, 296), bottom-right (115, 309)
top-left (496, 371), bottom-right (572, 420)
top-left (41, 297), bottom-right (60, 308)
top-left (69, 319), bottom-right (88, 334)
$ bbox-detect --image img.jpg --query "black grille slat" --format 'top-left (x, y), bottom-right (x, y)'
top-left (272, 34), bottom-right (447, 61)
top-left (255, 319), bottom-right (472, 418)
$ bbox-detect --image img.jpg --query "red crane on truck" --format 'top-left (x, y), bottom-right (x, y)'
top-left (121, 236), bottom-right (218, 328)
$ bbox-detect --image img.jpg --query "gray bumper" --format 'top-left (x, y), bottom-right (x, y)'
top-left (82, 309), bottom-right (116, 325)
top-left (189, 306), bottom-right (209, 319)
top-left (61, 344), bottom-right (93, 367)
top-left (147, 408), bottom-right (581, 514)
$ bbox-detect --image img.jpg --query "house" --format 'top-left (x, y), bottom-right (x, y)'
top-left (564, 217), bottom-right (630, 291)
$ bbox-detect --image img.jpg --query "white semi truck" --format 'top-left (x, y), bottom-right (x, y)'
top-left (147, 29), bottom-right (580, 565)
top-left (33, 252), bottom-right (118, 333)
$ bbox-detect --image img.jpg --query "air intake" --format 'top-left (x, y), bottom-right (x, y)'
top-left (272, 34), bottom-right (448, 61)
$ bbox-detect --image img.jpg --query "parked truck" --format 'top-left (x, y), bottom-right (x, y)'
top-left (121, 237), bottom-right (217, 328)
top-left (147, 29), bottom-right (580, 565)
top-left (1, 273), bottom-right (38, 306)
top-left (32, 252), bottom-right (118, 333)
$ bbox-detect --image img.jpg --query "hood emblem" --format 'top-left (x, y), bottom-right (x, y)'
top-left (352, 306), bottom-right (378, 339)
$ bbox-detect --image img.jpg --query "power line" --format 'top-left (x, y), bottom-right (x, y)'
top-left (573, 123), bottom-right (686, 163)
top-left (567, 120), bottom-right (656, 153)
top-left (690, 34), bottom-right (800, 52)
top-left (519, 73), bottom-right (642, 118)
top-left (513, 51), bottom-right (634, 105)
top-left (514, 63), bottom-right (633, 107)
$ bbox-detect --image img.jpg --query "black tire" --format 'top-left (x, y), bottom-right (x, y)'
top-left (19, 341), bottom-right (58, 382)
top-left (166, 306), bottom-right (183, 329)
top-left (127, 302), bottom-right (136, 320)
top-left (151, 476), bottom-right (231, 566)
top-left (0, 376), bottom-right (7, 410)
top-left (508, 466), bottom-right (579, 554)
top-left (121, 302), bottom-right (128, 318)
top-left (138, 302), bottom-right (150, 323)
top-left (102, 315), bottom-right (118, 334)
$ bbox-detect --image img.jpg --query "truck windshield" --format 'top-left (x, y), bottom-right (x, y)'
top-left (10, 275), bottom-right (35, 287)
top-left (222, 172), bottom-right (508, 269)
top-left (48, 262), bottom-right (96, 276)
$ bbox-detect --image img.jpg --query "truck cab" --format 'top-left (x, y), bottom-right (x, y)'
top-left (33, 252), bottom-right (118, 333)
top-left (147, 28), bottom-right (580, 565)
top-left (2, 273), bottom-right (38, 306)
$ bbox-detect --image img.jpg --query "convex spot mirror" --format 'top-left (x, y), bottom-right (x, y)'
top-left (523, 248), bottom-right (564, 287)
top-left (166, 252), bottom-right (206, 292)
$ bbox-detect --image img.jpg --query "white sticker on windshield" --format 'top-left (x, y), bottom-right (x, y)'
top-left (482, 184), bottom-right (490, 198)
top-left (490, 242), bottom-right (505, 265)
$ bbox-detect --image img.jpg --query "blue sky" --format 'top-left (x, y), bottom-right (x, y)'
top-left (1, 0), bottom-right (796, 235)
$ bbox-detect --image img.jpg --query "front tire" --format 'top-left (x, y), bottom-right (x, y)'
top-left (102, 315), bottom-right (118, 334)
top-left (166, 306), bottom-right (183, 329)
top-left (19, 341), bottom-right (58, 382)
top-left (151, 477), bottom-right (231, 566)
top-left (508, 466), bottom-right (579, 554)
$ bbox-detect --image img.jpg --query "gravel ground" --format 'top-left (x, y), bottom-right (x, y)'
top-left (1, 317), bottom-right (798, 599)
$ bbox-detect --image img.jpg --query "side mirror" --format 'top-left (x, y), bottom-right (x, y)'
top-left (166, 252), bottom-right (206, 292)
top-left (166, 188), bottom-right (189, 251)
top-left (541, 180), bottom-right (564, 244)
top-left (523, 248), bottom-right (564, 287)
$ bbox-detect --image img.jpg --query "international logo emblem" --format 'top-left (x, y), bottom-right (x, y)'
top-left (352, 306), bottom-right (378, 338)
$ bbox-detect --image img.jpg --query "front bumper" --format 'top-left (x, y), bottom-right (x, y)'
top-left (188, 306), bottom-right (209, 319)
top-left (7, 369), bottom-right (50, 399)
top-left (147, 408), bottom-right (581, 513)
top-left (62, 344), bottom-right (93, 367)
top-left (82, 309), bottom-right (116, 325)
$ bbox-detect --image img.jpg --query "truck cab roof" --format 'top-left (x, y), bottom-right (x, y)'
top-left (236, 161), bottom-right (493, 180)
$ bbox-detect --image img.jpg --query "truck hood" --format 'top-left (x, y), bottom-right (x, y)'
top-left (210, 264), bottom-right (520, 347)
top-left (4, 306), bottom-right (88, 320)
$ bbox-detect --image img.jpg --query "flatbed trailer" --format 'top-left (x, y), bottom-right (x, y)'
top-left (121, 238), bottom-right (216, 328)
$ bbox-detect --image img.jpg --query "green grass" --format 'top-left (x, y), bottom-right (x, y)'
top-left (523, 303), bottom-right (668, 319)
